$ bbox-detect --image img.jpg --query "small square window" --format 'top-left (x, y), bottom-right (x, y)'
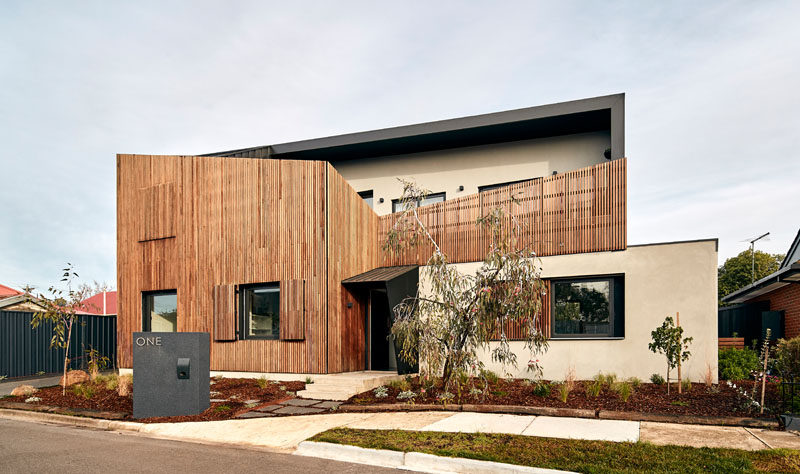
top-left (240, 284), bottom-right (280, 340)
top-left (142, 290), bottom-right (177, 332)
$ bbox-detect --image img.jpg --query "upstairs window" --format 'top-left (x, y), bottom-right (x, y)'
top-left (142, 290), bottom-right (177, 332)
top-left (478, 178), bottom-right (537, 193)
top-left (551, 275), bottom-right (624, 339)
top-left (392, 192), bottom-right (445, 213)
top-left (358, 190), bottom-right (374, 208)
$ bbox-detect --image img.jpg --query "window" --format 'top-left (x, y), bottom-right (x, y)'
top-left (358, 190), bottom-right (374, 208)
top-left (142, 290), bottom-right (177, 332)
top-left (551, 275), bottom-right (624, 338)
top-left (478, 178), bottom-right (537, 193)
top-left (392, 192), bottom-right (445, 213)
top-left (240, 284), bottom-right (280, 339)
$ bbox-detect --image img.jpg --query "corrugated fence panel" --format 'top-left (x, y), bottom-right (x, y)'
top-left (0, 311), bottom-right (117, 379)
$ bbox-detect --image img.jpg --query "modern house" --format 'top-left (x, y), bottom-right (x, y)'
top-left (117, 94), bottom-right (718, 381)
top-left (722, 229), bottom-right (800, 341)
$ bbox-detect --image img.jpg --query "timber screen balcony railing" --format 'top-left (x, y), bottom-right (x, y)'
top-left (378, 158), bottom-right (626, 266)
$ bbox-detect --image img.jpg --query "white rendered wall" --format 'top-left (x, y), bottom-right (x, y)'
top-left (419, 240), bottom-right (718, 382)
top-left (333, 131), bottom-right (610, 216)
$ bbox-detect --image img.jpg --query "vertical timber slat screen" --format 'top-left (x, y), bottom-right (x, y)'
top-left (280, 279), bottom-right (305, 340)
top-left (0, 311), bottom-right (117, 379)
top-left (212, 284), bottom-right (237, 341)
top-left (378, 158), bottom-right (627, 265)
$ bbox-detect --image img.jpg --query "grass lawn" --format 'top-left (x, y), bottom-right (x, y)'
top-left (310, 428), bottom-right (800, 473)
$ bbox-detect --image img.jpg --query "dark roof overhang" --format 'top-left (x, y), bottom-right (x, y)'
top-left (722, 263), bottom-right (800, 304)
top-left (342, 265), bottom-right (418, 287)
top-left (203, 94), bottom-right (625, 162)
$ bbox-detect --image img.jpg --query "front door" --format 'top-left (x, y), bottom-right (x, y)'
top-left (367, 289), bottom-right (397, 371)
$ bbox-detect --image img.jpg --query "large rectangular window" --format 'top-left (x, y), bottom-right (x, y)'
top-left (551, 275), bottom-right (624, 338)
top-left (142, 290), bottom-right (177, 332)
top-left (392, 192), bottom-right (445, 213)
top-left (240, 284), bottom-right (280, 340)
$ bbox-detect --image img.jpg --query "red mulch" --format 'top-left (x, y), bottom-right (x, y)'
top-left (3, 377), bottom-right (305, 423)
top-left (346, 377), bottom-right (781, 418)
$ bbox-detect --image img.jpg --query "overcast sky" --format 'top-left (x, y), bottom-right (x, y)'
top-left (1, 1), bottom-right (798, 292)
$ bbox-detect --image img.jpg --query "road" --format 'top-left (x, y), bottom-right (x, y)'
top-left (0, 418), bottom-right (396, 473)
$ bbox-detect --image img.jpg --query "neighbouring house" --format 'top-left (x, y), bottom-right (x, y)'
top-left (117, 94), bottom-right (718, 380)
top-left (0, 284), bottom-right (46, 312)
top-left (79, 291), bottom-right (117, 315)
top-left (721, 229), bottom-right (800, 342)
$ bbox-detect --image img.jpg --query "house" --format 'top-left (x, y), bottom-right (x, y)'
top-left (0, 284), bottom-right (46, 312)
top-left (117, 94), bottom-right (718, 381)
top-left (721, 229), bottom-right (800, 341)
top-left (79, 291), bottom-right (117, 315)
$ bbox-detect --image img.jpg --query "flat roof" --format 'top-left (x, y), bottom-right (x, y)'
top-left (204, 94), bottom-right (625, 162)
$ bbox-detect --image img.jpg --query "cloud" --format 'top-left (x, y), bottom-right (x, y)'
top-left (1, 1), bottom-right (798, 290)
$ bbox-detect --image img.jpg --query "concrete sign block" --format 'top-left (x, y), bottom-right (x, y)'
top-left (132, 332), bottom-right (210, 419)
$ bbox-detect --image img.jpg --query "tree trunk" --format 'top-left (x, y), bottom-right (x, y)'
top-left (666, 366), bottom-right (670, 395)
top-left (677, 312), bottom-right (682, 395)
top-left (62, 319), bottom-right (74, 395)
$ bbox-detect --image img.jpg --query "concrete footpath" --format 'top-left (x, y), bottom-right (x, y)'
top-left (3, 407), bottom-right (799, 453)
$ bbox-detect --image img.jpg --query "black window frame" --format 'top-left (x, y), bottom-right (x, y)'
top-left (238, 282), bottom-right (281, 341)
top-left (357, 190), bottom-right (374, 208)
top-left (478, 178), bottom-right (539, 193)
top-left (141, 289), bottom-right (178, 332)
top-left (550, 274), bottom-right (624, 340)
top-left (392, 191), bottom-right (446, 213)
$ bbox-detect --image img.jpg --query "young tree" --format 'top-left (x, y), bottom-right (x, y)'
top-left (648, 316), bottom-right (692, 395)
top-left (387, 180), bottom-right (548, 391)
top-left (31, 264), bottom-right (91, 395)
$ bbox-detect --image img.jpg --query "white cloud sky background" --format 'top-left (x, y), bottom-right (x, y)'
top-left (1, 1), bottom-right (798, 292)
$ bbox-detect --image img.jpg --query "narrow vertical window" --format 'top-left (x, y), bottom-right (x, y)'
top-left (142, 290), bottom-right (177, 332)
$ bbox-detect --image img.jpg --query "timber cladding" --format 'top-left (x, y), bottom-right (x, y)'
top-left (378, 158), bottom-right (627, 266)
top-left (117, 154), bottom-right (376, 373)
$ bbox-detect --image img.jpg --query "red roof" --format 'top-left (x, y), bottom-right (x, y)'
top-left (79, 291), bottom-right (117, 315)
top-left (0, 284), bottom-right (23, 299)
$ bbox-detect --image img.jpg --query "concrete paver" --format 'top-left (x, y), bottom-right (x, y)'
top-left (639, 421), bottom-right (764, 450)
top-left (523, 416), bottom-right (639, 442)
top-left (274, 405), bottom-right (325, 415)
top-left (345, 411), bottom-right (456, 430)
top-left (283, 398), bottom-right (321, 407)
top-left (420, 412), bottom-right (536, 435)
top-left (745, 428), bottom-right (800, 450)
top-left (237, 411), bottom-right (276, 418)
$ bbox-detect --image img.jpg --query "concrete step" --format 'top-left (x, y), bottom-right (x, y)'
top-left (296, 389), bottom-right (353, 401)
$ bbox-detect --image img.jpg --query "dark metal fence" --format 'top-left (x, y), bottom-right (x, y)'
top-left (0, 310), bottom-right (116, 379)
top-left (782, 378), bottom-right (800, 416)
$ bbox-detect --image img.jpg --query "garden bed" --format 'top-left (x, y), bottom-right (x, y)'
top-left (1, 376), bottom-right (305, 423)
top-left (345, 376), bottom-right (781, 419)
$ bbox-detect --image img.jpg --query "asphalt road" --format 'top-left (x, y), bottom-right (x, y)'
top-left (0, 418), bottom-right (396, 473)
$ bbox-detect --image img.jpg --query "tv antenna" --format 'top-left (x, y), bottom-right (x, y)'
top-left (742, 232), bottom-right (770, 284)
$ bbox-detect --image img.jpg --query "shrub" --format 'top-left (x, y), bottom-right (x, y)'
top-left (256, 376), bottom-right (268, 389)
top-left (397, 390), bottom-right (416, 401)
top-left (214, 404), bottom-right (231, 412)
top-left (718, 348), bottom-right (759, 380)
top-left (469, 387), bottom-right (484, 397)
top-left (597, 373), bottom-right (617, 387)
top-left (704, 363), bottom-right (715, 387)
top-left (628, 377), bottom-right (642, 389)
top-left (775, 337), bottom-right (800, 381)
top-left (650, 373), bottom-right (665, 385)
top-left (305, 377), bottom-right (314, 385)
top-left (71, 383), bottom-right (95, 399)
top-left (557, 382), bottom-right (571, 403)
top-left (102, 374), bottom-right (119, 391)
top-left (532, 382), bottom-right (552, 398)
top-left (480, 369), bottom-right (499, 385)
top-left (373, 386), bottom-right (389, 398)
top-left (389, 378), bottom-right (412, 391)
top-left (612, 381), bottom-right (633, 402)
top-left (586, 380), bottom-right (603, 398)
top-left (681, 379), bottom-right (692, 392)
top-left (437, 391), bottom-right (455, 403)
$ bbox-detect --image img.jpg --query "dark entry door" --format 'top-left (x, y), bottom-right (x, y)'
top-left (368, 289), bottom-right (397, 371)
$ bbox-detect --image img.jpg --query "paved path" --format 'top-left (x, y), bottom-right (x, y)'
top-left (123, 410), bottom-right (800, 451)
top-left (0, 417), bottom-right (395, 473)
top-left (0, 375), bottom-right (62, 396)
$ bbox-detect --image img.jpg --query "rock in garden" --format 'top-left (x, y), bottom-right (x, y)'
top-left (59, 370), bottom-right (90, 386)
top-left (10, 384), bottom-right (38, 396)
